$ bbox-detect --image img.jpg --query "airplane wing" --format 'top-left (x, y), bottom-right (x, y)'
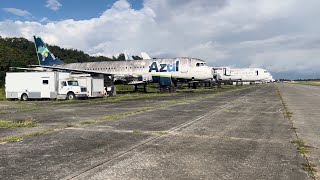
top-left (10, 67), bottom-right (48, 71)
top-left (30, 65), bottom-right (114, 75)
top-left (29, 65), bottom-right (137, 83)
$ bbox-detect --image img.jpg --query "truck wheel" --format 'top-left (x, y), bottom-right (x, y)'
top-left (21, 93), bottom-right (29, 101)
top-left (66, 92), bottom-right (76, 100)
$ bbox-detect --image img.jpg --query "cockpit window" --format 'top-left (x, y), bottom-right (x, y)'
top-left (264, 71), bottom-right (268, 73)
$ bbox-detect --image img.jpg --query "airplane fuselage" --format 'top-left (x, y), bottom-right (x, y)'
top-left (60, 58), bottom-right (214, 84)
top-left (213, 67), bottom-right (272, 82)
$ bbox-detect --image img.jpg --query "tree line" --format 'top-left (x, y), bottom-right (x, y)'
top-left (0, 36), bottom-right (142, 85)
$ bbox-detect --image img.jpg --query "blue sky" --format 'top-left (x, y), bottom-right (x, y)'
top-left (0, 0), bottom-right (144, 22)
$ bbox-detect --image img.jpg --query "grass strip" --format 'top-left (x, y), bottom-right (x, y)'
top-left (0, 88), bottom-right (5, 101)
top-left (291, 81), bottom-right (320, 86)
top-left (0, 129), bottom-right (54, 143)
top-left (0, 120), bottom-right (37, 128)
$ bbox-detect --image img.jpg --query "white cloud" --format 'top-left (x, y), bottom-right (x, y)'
top-left (39, 17), bottom-right (49, 23)
top-left (46, 0), bottom-right (62, 11)
top-left (3, 8), bottom-right (31, 17)
top-left (1, 0), bottom-right (320, 79)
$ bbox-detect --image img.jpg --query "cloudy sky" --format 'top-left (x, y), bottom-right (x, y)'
top-left (1, 0), bottom-right (320, 79)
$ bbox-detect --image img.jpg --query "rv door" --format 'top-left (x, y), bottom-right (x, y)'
top-left (41, 79), bottom-right (50, 98)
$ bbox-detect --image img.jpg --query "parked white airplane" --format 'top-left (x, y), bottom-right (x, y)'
top-left (33, 36), bottom-right (214, 87)
top-left (212, 67), bottom-right (273, 84)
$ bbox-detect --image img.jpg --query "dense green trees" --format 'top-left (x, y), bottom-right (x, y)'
top-left (0, 36), bottom-right (129, 86)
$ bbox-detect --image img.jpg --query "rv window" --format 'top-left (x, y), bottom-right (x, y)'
top-left (67, 81), bottom-right (79, 86)
top-left (42, 80), bottom-right (49, 84)
top-left (61, 81), bottom-right (67, 86)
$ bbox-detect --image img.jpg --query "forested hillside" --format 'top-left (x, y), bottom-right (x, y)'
top-left (0, 36), bottom-right (128, 85)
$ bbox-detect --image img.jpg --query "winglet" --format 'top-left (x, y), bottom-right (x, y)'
top-left (125, 52), bottom-right (133, 61)
top-left (141, 52), bottom-right (152, 60)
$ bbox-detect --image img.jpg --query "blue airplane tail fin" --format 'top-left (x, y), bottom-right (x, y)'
top-left (34, 36), bottom-right (63, 66)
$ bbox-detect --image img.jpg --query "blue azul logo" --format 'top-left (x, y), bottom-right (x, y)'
top-left (149, 61), bottom-right (180, 72)
top-left (37, 46), bottom-right (49, 61)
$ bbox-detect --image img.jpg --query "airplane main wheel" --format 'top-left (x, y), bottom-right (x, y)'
top-left (66, 92), bottom-right (76, 100)
top-left (21, 93), bottom-right (29, 101)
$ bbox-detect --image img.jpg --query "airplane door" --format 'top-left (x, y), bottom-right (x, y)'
top-left (180, 59), bottom-right (188, 73)
top-left (41, 79), bottom-right (50, 98)
top-left (256, 70), bottom-right (259, 76)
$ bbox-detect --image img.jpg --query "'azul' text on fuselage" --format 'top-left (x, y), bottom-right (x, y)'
top-left (148, 61), bottom-right (180, 72)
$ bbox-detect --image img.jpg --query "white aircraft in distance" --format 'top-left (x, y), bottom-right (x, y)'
top-left (212, 67), bottom-right (273, 85)
top-left (32, 36), bottom-right (214, 88)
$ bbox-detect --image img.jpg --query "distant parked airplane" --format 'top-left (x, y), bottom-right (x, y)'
top-left (213, 67), bottom-right (273, 85)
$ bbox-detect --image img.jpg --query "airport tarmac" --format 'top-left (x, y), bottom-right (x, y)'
top-left (0, 84), bottom-right (315, 179)
top-left (278, 83), bottom-right (320, 178)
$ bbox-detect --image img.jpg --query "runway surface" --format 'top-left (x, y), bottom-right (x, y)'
top-left (0, 84), bottom-right (313, 179)
top-left (278, 83), bottom-right (320, 179)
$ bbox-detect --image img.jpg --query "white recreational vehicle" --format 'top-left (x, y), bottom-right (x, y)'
top-left (71, 74), bottom-right (106, 98)
top-left (5, 72), bottom-right (88, 100)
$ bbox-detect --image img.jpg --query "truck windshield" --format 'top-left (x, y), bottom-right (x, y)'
top-left (67, 81), bottom-right (79, 86)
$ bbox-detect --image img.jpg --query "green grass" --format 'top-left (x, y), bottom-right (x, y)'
top-left (116, 84), bottom-right (160, 93)
top-left (0, 120), bottom-right (37, 128)
top-left (291, 81), bottom-right (320, 86)
top-left (0, 88), bottom-right (5, 101)
top-left (303, 162), bottom-right (318, 180)
top-left (290, 140), bottom-right (310, 154)
top-left (132, 130), bottom-right (143, 134)
top-left (153, 131), bottom-right (168, 135)
top-left (0, 129), bottom-right (54, 143)
top-left (115, 84), bottom-right (135, 93)
top-left (80, 121), bottom-right (96, 125)
top-left (290, 139), bottom-right (318, 179)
